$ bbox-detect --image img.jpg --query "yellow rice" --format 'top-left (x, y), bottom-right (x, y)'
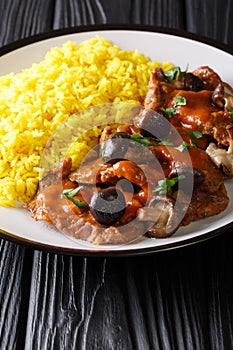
top-left (0, 36), bottom-right (173, 207)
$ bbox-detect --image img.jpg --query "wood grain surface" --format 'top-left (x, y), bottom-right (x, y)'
top-left (0, 1), bottom-right (233, 349)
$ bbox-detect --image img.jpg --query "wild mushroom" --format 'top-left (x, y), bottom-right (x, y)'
top-left (192, 66), bottom-right (222, 90)
top-left (223, 82), bottom-right (233, 109)
top-left (206, 142), bottom-right (233, 176)
top-left (184, 72), bottom-right (204, 92)
top-left (137, 195), bottom-right (181, 238)
top-left (133, 108), bottom-right (171, 139)
top-left (212, 81), bottom-right (233, 110)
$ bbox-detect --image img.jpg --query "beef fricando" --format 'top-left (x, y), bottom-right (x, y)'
top-left (25, 66), bottom-right (232, 245)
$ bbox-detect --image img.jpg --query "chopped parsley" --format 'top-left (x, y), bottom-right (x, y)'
top-left (190, 140), bottom-right (197, 148)
top-left (175, 141), bottom-right (190, 152)
top-left (130, 134), bottom-right (157, 146)
top-left (153, 175), bottom-right (186, 195)
top-left (164, 66), bottom-right (188, 82)
top-left (130, 134), bottom-right (175, 147)
top-left (158, 140), bottom-right (175, 146)
top-left (62, 186), bottom-right (87, 208)
top-left (173, 95), bottom-right (187, 107)
top-left (161, 107), bottom-right (177, 117)
top-left (186, 131), bottom-right (204, 139)
top-left (162, 95), bottom-right (187, 117)
top-left (229, 107), bottom-right (233, 120)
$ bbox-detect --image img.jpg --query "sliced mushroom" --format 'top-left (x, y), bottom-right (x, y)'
top-left (155, 68), bottom-right (166, 81)
top-left (184, 72), bottom-right (204, 92)
top-left (192, 66), bottom-right (222, 90)
top-left (206, 142), bottom-right (233, 176)
top-left (137, 195), bottom-right (181, 238)
top-left (212, 82), bottom-right (225, 108)
top-left (212, 81), bottom-right (233, 110)
top-left (101, 132), bottom-right (130, 163)
top-left (223, 82), bottom-right (233, 109)
top-left (133, 108), bottom-right (171, 139)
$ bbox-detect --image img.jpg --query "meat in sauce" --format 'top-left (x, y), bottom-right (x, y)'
top-left (25, 65), bottom-right (232, 245)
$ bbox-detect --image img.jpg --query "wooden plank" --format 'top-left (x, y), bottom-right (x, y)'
top-left (184, 0), bottom-right (233, 46)
top-left (0, 0), bottom-right (54, 46)
top-left (0, 0), bottom-right (233, 349)
top-left (53, 0), bottom-right (185, 28)
top-left (23, 234), bottom-right (233, 349)
top-left (0, 241), bottom-right (33, 349)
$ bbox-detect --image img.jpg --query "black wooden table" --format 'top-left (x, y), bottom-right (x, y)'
top-left (0, 1), bottom-right (233, 349)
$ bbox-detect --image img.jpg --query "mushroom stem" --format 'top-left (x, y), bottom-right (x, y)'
top-left (206, 143), bottom-right (233, 176)
top-left (137, 195), bottom-right (181, 238)
top-left (223, 82), bottom-right (233, 109)
top-left (212, 82), bottom-right (233, 110)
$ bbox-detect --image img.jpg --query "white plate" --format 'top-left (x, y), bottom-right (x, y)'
top-left (0, 26), bottom-right (233, 255)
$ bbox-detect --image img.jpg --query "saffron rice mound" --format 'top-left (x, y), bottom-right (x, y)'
top-left (0, 36), bottom-right (173, 207)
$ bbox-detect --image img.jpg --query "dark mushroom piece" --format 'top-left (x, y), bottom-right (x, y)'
top-left (101, 132), bottom-right (130, 164)
top-left (155, 67), bottom-right (166, 81)
top-left (212, 81), bottom-right (233, 109)
top-left (192, 66), bottom-right (222, 90)
top-left (137, 195), bottom-right (181, 238)
top-left (133, 109), bottom-right (171, 139)
top-left (223, 82), bottom-right (233, 109)
top-left (184, 72), bottom-right (204, 92)
top-left (168, 165), bottom-right (205, 193)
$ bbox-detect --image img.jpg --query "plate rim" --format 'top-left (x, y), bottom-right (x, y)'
top-left (0, 221), bottom-right (233, 256)
top-left (0, 23), bottom-right (233, 256)
top-left (1, 23), bottom-right (233, 57)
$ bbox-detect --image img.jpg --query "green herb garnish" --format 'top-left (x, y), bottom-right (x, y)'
top-left (175, 141), bottom-right (190, 152)
top-left (186, 131), bottom-right (203, 139)
top-left (229, 107), bottom-right (233, 120)
top-left (130, 134), bottom-right (175, 147)
top-left (158, 140), bottom-right (175, 146)
top-left (62, 186), bottom-right (87, 208)
top-left (130, 134), bottom-right (157, 146)
top-left (190, 140), bottom-right (197, 148)
top-left (164, 66), bottom-right (187, 82)
top-left (153, 175), bottom-right (186, 195)
top-left (173, 95), bottom-right (187, 107)
top-left (162, 95), bottom-right (186, 117)
top-left (161, 107), bottom-right (177, 117)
